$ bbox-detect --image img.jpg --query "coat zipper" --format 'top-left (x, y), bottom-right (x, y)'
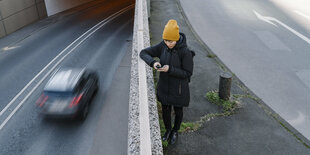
top-left (179, 81), bottom-right (182, 95)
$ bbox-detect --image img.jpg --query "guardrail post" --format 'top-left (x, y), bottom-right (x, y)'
top-left (219, 72), bottom-right (232, 100)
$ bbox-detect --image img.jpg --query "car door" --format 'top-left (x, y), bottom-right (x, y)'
top-left (81, 72), bottom-right (94, 103)
top-left (74, 76), bottom-right (87, 108)
top-left (88, 72), bottom-right (98, 96)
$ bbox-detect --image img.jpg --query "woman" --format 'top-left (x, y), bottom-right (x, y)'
top-left (140, 19), bottom-right (194, 144)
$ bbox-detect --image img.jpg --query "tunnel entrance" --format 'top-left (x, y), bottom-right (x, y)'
top-left (0, 0), bottom-right (103, 38)
top-left (45, 0), bottom-right (96, 16)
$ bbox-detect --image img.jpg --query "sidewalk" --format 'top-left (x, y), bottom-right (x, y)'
top-left (149, 0), bottom-right (310, 154)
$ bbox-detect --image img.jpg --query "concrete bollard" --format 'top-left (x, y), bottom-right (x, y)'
top-left (219, 72), bottom-right (232, 100)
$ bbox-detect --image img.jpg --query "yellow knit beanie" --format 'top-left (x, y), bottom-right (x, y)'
top-left (162, 19), bottom-right (180, 41)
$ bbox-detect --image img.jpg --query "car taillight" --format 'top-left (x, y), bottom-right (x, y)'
top-left (69, 93), bottom-right (83, 108)
top-left (36, 94), bottom-right (48, 107)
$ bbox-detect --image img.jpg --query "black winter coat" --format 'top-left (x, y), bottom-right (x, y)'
top-left (140, 33), bottom-right (194, 107)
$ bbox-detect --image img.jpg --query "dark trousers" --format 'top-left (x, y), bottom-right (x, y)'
top-left (162, 104), bottom-right (183, 131)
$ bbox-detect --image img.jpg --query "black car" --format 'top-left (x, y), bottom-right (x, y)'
top-left (36, 68), bottom-right (99, 120)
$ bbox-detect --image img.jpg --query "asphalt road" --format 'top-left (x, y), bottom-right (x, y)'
top-left (0, 0), bottom-right (134, 154)
top-left (180, 0), bottom-right (310, 140)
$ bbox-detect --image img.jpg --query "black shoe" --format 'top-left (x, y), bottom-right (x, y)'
top-left (162, 130), bottom-right (171, 141)
top-left (169, 130), bottom-right (178, 144)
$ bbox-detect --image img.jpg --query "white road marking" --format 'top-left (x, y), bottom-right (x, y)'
top-left (0, 5), bottom-right (134, 130)
top-left (294, 10), bottom-right (310, 20)
top-left (254, 10), bottom-right (310, 45)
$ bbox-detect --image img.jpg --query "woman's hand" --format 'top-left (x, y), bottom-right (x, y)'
top-left (157, 65), bottom-right (169, 72)
top-left (153, 62), bottom-right (161, 69)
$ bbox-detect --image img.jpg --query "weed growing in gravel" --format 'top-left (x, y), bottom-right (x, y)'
top-left (179, 122), bottom-right (200, 133)
top-left (206, 90), bottom-right (237, 115)
top-left (207, 53), bottom-right (216, 58)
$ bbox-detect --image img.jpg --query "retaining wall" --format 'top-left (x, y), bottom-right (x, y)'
top-left (0, 0), bottom-right (47, 38)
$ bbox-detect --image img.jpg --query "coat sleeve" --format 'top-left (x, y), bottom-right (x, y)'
top-left (139, 42), bottom-right (162, 67)
top-left (168, 50), bottom-right (193, 79)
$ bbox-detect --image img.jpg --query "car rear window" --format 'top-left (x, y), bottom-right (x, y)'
top-left (44, 69), bottom-right (83, 92)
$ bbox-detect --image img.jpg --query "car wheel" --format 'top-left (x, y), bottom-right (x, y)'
top-left (79, 103), bottom-right (89, 121)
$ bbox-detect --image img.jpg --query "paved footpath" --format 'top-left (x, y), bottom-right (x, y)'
top-left (149, 0), bottom-right (310, 154)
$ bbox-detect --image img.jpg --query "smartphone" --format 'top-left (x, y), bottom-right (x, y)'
top-left (156, 65), bottom-right (162, 69)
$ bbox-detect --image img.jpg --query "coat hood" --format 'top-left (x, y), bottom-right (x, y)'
top-left (175, 33), bottom-right (187, 49)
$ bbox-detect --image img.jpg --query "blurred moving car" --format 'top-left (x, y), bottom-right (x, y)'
top-left (36, 68), bottom-right (99, 120)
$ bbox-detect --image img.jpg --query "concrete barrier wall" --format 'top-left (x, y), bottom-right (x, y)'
top-left (128, 0), bottom-right (163, 154)
top-left (0, 0), bottom-right (47, 38)
top-left (44, 0), bottom-right (95, 16)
